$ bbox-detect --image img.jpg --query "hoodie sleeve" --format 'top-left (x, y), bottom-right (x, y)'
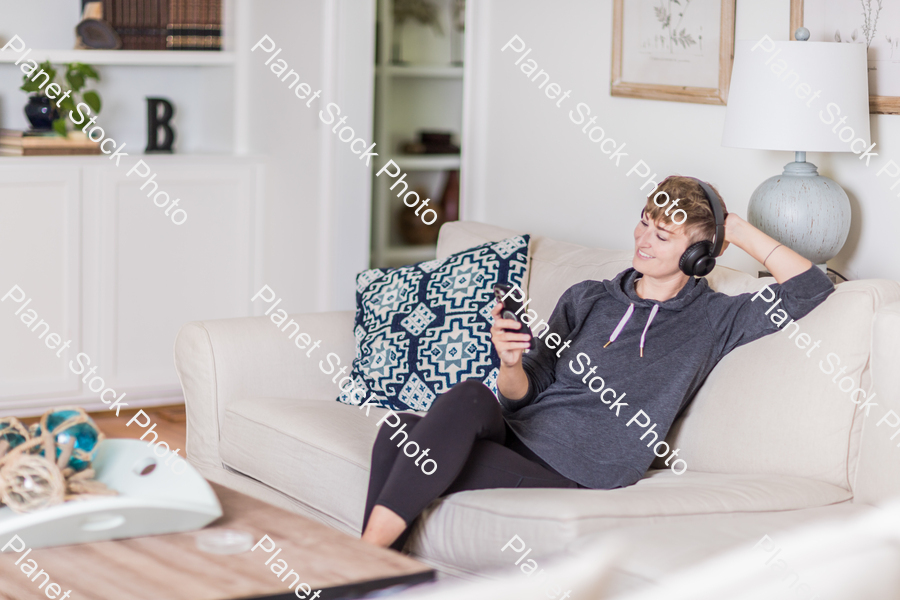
top-left (497, 282), bottom-right (585, 412)
top-left (705, 265), bottom-right (834, 358)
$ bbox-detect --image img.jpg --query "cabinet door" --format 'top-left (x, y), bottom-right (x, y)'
top-left (0, 165), bottom-right (83, 412)
top-left (86, 160), bottom-right (261, 398)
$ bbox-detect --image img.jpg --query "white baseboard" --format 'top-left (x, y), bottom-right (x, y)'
top-left (0, 392), bottom-right (184, 418)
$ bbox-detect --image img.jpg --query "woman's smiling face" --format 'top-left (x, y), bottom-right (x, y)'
top-left (633, 210), bottom-right (693, 277)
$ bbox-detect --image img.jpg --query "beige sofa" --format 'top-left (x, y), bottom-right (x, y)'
top-left (174, 221), bottom-right (900, 593)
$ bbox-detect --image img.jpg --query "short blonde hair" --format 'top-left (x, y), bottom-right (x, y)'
top-left (643, 176), bottom-right (727, 244)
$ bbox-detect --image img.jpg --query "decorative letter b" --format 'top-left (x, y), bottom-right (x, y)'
top-left (146, 97), bottom-right (175, 153)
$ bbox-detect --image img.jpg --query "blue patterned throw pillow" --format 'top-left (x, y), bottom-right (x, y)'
top-left (337, 235), bottom-right (530, 411)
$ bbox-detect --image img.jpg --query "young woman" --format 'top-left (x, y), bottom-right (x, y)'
top-left (359, 176), bottom-right (835, 551)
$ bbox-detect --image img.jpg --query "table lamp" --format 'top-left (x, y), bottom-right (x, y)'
top-left (722, 28), bottom-right (870, 267)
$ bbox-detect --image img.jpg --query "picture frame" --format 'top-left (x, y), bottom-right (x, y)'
top-left (611, 0), bottom-right (736, 105)
top-left (790, 0), bottom-right (900, 115)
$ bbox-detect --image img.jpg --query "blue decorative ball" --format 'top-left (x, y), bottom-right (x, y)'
top-left (0, 418), bottom-right (27, 451)
top-left (43, 409), bottom-right (101, 472)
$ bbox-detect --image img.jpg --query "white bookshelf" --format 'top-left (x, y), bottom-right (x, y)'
top-left (371, 0), bottom-right (465, 269)
top-left (0, 0), bottom-right (242, 154)
top-left (0, 50), bottom-right (235, 66)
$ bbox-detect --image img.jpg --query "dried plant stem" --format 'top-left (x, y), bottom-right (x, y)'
top-left (861, 0), bottom-right (883, 48)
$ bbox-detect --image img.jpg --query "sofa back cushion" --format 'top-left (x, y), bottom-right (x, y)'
top-left (436, 221), bottom-right (899, 491)
top-left (436, 221), bottom-right (632, 319)
top-left (665, 282), bottom-right (894, 490)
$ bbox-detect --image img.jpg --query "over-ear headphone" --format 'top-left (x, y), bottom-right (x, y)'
top-left (677, 177), bottom-right (726, 277)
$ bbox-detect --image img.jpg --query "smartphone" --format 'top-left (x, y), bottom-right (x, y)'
top-left (492, 283), bottom-right (536, 350)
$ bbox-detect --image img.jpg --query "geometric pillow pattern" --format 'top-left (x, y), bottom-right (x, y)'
top-left (336, 235), bottom-right (530, 411)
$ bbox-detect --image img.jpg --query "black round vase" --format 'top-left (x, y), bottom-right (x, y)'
top-left (25, 95), bottom-right (59, 131)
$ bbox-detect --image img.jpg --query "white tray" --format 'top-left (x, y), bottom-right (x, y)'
top-left (0, 438), bottom-right (222, 550)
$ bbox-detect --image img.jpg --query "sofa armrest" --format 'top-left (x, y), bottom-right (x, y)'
top-left (851, 301), bottom-right (900, 504)
top-left (174, 311), bottom-right (356, 473)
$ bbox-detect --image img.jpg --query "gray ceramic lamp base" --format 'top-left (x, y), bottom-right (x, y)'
top-left (747, 159), bottom-right (851, 266)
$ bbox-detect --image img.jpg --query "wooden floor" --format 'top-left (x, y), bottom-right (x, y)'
top-left (21, 405), bottom-right (188, 455)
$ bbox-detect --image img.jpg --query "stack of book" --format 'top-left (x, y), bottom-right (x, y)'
top-left (100, 0), bottom-right (222, 51)
top-left (0, 130), bottom-right (102, 156)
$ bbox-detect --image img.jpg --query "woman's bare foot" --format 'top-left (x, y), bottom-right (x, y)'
top-left (361, 505), bottom-right (407, 548)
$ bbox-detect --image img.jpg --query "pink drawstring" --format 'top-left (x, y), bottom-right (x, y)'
top-left (604, 304), bottom-right (634, 348)
top-left (604, 302), bottom-right (658, 357)
top-left (640, 304), bottom-right (659, 358)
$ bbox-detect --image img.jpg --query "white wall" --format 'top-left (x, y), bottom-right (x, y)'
top-left (462, 0), bottom-right (900, 282)
top-left (240, 0), bottom-right (374, 313)
top-left (241, 0), bottom-right (329, 314)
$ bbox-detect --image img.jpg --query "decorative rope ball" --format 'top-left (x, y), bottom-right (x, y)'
top-left (0, 407), bottom-right (114, 513)
top-left (0, 453), bottom-right (66, 512)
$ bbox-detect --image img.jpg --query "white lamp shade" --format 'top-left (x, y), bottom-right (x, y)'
top-left (722, 40), bottom-right (870, 152)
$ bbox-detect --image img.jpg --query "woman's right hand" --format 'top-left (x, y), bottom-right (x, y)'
top-left (490, 302), bottom-right (531, 367)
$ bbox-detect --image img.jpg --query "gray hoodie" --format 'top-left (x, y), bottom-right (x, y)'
top-left (498, 266), bottom-right (834, 489)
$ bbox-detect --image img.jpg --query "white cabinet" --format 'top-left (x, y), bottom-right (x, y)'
top-left (0, 166), bottom-right (82, 402)
top-left (0, 156), bottom-right (262, 416)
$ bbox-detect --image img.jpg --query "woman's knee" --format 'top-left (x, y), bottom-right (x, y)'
top-left (431, 379), bottom-right (501, 421)
top-left (454, 379), bottom-right (494, 396)
top-left (374, 413), bottom-right (419, 448)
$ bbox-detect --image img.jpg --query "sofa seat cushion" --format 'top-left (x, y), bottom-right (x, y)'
top-left (408, 469), bottom-right (852, 574)
top-left (219, 397), bottom-right (388, 531)
top-left (220, 398), bottom-right (852, 556)
top-left (599, 501), bottom-right (873, 594)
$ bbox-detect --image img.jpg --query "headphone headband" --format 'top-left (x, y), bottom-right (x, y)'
top-left (675, 177), bottom-right (726, 277)
top-left (690, 178), bottom-right (726, 259)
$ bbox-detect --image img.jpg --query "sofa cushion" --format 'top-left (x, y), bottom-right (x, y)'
top-left (218, 397), bottom-right (852, 558)
top-left (340, 235), bottom-right (530, 411)
top-left (667, 280), bottom-right (900, 490)
top-left (219, 397), bottom-right (389, 531)
top-left (597, 502), bottom-right (873, 589)
top-left (408, 470), bottom-right (852, 575)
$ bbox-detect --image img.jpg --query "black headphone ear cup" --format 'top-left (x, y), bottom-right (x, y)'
top-left (693, 255), bottom-right (716, 277)
top-left (679, 241), bottom-right (713, 276)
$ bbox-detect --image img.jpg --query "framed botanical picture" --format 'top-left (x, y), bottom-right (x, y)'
top-left (791, 0), bottom-right (900, 114)
top-left (611, 0), bottom-right (736, 105)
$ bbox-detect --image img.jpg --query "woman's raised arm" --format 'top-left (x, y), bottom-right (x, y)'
top-left (723, 213), bottom-right (814, 284)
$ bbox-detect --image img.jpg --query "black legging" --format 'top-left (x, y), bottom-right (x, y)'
top-left (362, 380), bottom-right (582, 551)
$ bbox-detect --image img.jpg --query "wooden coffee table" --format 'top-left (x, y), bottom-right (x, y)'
top-left (0, 483), bottom-right (434, 600)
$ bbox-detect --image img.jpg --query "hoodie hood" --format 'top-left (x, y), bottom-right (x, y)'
top-left (603, 268), bottom-right (709, 312)
top-left (601, 268), bottom-right (710, 357)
